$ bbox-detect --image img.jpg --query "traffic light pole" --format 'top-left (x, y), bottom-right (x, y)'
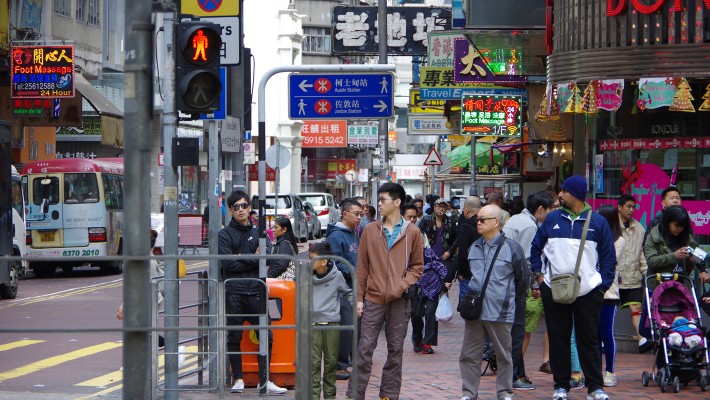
top-left (122, 1), bottom-right (153, 398)
top-left (161, 11), bottom-right (180, 400)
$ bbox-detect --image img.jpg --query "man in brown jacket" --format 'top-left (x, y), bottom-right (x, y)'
top-left (346, 182), bottom-right (424, 400)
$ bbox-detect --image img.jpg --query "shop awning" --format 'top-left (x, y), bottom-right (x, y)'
top-left (74, 73), bottom-right (124, 148)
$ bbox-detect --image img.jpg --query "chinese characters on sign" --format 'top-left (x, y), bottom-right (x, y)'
top-left (301, 120), bottom-right (348, 148)
top-left (347, 125), bottom-right (378, 148)
top-left (332, 6), bottom-right (451, 55)
top-left (460, 94), bottom-right (522, 137)
top-left (454, 39), bottom-right (526, 84)
top-left (11, 45), bottom-right (75, 98)
top-left (327, 159), bottom-right (357, 180)
top-left (56, 152), bottom-right (98, 159)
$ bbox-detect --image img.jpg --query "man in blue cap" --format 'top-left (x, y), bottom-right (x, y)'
top-left (530, 176), bottom-right (617, 400)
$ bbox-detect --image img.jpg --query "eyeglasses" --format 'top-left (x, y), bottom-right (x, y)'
top-left (378, 197), bottom-right (393, 203)
top-left (231, 203), bottom-right (250, 210)
top-left (476, 217), bottom-right (497, 224)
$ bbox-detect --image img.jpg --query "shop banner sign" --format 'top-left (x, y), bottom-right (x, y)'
top-left (347, 124), bottom-right (378, 148)
top-left (637, 77), bottom-right (676, 111)
top-left (301, 120), bottom-right (347, 148)
top-left (408, 115), bottom-right (460, 135)
top-left (11, 45), bottom-right (75, 98)
top-left (453, 39), bottom-right (526, 84)
top-left (427, 32), bottom-right (461, 67)
top-left (327, 159), bottom-right (356, 180)
top-left (599, 137), bottom-right (710, 151)
top-left (596, 80), bottom-right (624, 111)
top-left (460, 94), bottom-right (522, 136)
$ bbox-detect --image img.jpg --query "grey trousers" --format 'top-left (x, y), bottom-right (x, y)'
top-left (346, 297), bottom-right (411, 400)
top-left (459, 319), bottom-right (514, 400)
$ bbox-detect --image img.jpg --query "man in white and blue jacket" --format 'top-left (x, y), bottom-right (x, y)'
top-left (459, 204), bottom-right (526, 400)
top-left (530, 175), bottom-right (617, 400)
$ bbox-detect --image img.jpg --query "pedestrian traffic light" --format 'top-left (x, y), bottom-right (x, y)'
top-left (176, 20), bottom-right (222, 116)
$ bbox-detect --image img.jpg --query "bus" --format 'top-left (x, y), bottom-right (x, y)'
top-left (22, 158), bottom-right (124, 276)
top-left (1, 123), bottom-right (23, 299)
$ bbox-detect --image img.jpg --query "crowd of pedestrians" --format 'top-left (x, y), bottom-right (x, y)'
top-left (215, 177), bottom-right (708, 400)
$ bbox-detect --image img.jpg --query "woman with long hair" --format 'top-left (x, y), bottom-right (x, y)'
top-left (268, 217), bottom-right (299, 278)
top-left (645, 205), bottom-right (708, 279)
top-left (596, 204), bottom-right (625, 387)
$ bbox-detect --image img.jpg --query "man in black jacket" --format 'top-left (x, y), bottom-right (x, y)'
top-left (455, 195), bottom-right (482, 308)
top-left (218, 191), bottom-right (285, 395)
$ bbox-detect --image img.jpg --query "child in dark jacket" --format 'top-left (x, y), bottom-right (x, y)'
top-left (310, 242), bottom-right (353, 399)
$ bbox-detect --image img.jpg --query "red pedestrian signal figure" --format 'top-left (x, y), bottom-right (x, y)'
top-left (192, 29), bottom-right (209, 62)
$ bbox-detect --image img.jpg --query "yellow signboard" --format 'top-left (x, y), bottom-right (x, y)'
top-left (420, 67), bottom-right (507, 89)
top-left (409, 89), bottom-right (446, 114)
top-left (182, 0), bottom-right (240, 17)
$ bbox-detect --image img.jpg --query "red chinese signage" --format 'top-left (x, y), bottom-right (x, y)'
top-left (599, 137), bottom-right (710, 151)
top-left (11, 45), bottom-right (75, 98)
top-left (301, 120), bottom-right (347, 148)
top-left (247, 165), bottom-right (277, 181)
top-left (327, 159), bottom-right (356, 180)
top-left (607, 0), bottom-right (710, 16)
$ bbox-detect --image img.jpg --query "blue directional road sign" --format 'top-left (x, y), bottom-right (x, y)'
top-left (288, 73), bottom-right (394, 120)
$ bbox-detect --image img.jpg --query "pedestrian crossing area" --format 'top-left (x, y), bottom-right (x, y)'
top-left (0, 338), bottom-right (200, 398)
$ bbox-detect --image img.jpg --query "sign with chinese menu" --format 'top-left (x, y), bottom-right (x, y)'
top-left (11, 45), bottom-right (75, 98)
top-left (327, 159), bottom-right (357, 180)
top-left (460, 94), bottom-right (522, 136)
top-left (332, 6), bottom-right (451, 55)
top-left (300, 120), bottom-right (347, 148)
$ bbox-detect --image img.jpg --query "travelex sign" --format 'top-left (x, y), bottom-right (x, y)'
top-left (288, 73), bottom-right (394, 120)
top-left (460, 94), bottom-right (522, 137)
top-left (11, 45), bottom-right (75, 98)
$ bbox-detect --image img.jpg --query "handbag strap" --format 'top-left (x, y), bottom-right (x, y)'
top-left (480, 235), bottom-right (505, 295)
top-left (572, 210), bottom-right (593, 278)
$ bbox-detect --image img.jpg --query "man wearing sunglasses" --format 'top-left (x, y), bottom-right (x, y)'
top-left (218, 191), bottom-right (285, 395)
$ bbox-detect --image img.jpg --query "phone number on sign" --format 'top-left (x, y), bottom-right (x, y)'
top-left (302, 135), bottom-right (346, 147)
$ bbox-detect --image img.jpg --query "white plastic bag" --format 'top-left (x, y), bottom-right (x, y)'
top-left (435, 293), bottom-right (453, 322)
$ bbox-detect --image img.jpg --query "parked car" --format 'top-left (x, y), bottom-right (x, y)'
top-left (303, 201), bottom-right (322, 240)
top-left (298, 192), bottom-right (339, 234)
top-left (251, 194), bottom-right (309, 242)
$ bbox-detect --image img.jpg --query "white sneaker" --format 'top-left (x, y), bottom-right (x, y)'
top-left (586, 389), bottom-right (610, 400)
top-left (603, 371), bottom-right (617, 387)
top-left (230, 379), bottom-right (244, 393)
top-left (177, 346), bottom-right (186, 367)
top-left (552, 387), bottom-right (568, 400)
top-left (266, 380), bottom-right (287, 394)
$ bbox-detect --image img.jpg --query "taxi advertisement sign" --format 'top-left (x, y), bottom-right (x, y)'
top-left (11, 45), bottom-right (75, 98)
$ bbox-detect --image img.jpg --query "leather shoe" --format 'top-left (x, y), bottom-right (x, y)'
top-left (336, 369), bottom-right (350, 380)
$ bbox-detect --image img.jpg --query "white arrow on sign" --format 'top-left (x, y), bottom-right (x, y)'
top-left (423, 147), bottom-right (443, 166)
top-left (298, 80), bottom-right (313, 92)
top-left (375, 100), bottom-right (388, 113)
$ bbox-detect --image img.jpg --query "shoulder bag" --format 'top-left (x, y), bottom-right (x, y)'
top-left (549, 210), bottom-right (592, 304)
top-left (459, 239), bottom-right (504, 320)
top-left (275, 244), bottom-right (297, 281)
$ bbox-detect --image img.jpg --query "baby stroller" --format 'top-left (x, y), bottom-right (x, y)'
top-left (641, 273), bottom-right (710, 393)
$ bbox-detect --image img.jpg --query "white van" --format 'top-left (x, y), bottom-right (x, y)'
top-left (298, 193), bottom-right (339, 234)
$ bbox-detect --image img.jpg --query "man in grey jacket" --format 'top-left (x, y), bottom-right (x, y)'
top-left (459, 204), bottom-right (526, 400)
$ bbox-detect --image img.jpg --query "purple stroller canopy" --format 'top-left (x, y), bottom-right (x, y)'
top-left (650, 279), bottom-right (699, 329)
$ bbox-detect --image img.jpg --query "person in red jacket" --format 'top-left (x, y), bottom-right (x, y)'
top-left (345, 183), bottom-right (424, 400)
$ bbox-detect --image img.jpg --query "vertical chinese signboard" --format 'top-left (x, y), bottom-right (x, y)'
top-left (460, 94), bottom-right (522, 136)
top-left (11, 45), bottom-right (75, 98)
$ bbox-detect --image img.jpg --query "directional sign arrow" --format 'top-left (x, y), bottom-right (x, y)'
top-left (375, 100), bottom-right (388, 113)
top-left (298, 80), bottom-right (313, 92)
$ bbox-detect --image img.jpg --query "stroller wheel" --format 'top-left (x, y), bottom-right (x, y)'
top-left (660, 369), bottom-right (668, 393)
top-left (642, 371), bottom-right (650, 387)
top-left (672, 376), bottom-right (681, 393)
top-left (700, 375), bottom-right (709, 392)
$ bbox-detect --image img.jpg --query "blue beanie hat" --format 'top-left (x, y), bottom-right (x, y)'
top-left (561, 175), bottom-right (587, 201)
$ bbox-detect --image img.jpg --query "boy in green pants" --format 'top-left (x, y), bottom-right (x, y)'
top-left (310, 242), bottom-right (353, 399)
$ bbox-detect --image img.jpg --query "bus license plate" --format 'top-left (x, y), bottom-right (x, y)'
top-left (40, 232), bottom-right (56, 242)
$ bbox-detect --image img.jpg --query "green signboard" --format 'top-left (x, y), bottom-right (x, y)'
top-left (460, 94), bottom-right (522, 137)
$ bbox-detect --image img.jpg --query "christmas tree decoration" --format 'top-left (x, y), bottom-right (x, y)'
top-left (548, 86), bottom-right (561, 120)
top-left (580, 81), bottom-right (599, 114)
top-left (699, 83), bottom-right (710, 111)
top-left (669, 78), bottom-right (695, 112)
top-left (535, 93), bottom-right (549, 121)
top-left (562, 83), bottom-right (583, 113)
top-left (550, 120), bottom-right (567, 141)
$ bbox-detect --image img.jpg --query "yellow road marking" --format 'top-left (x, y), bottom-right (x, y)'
top-left (0, 342), bottom-right (122, 383)
top-left (0, 340), bottom-right (44, 352)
